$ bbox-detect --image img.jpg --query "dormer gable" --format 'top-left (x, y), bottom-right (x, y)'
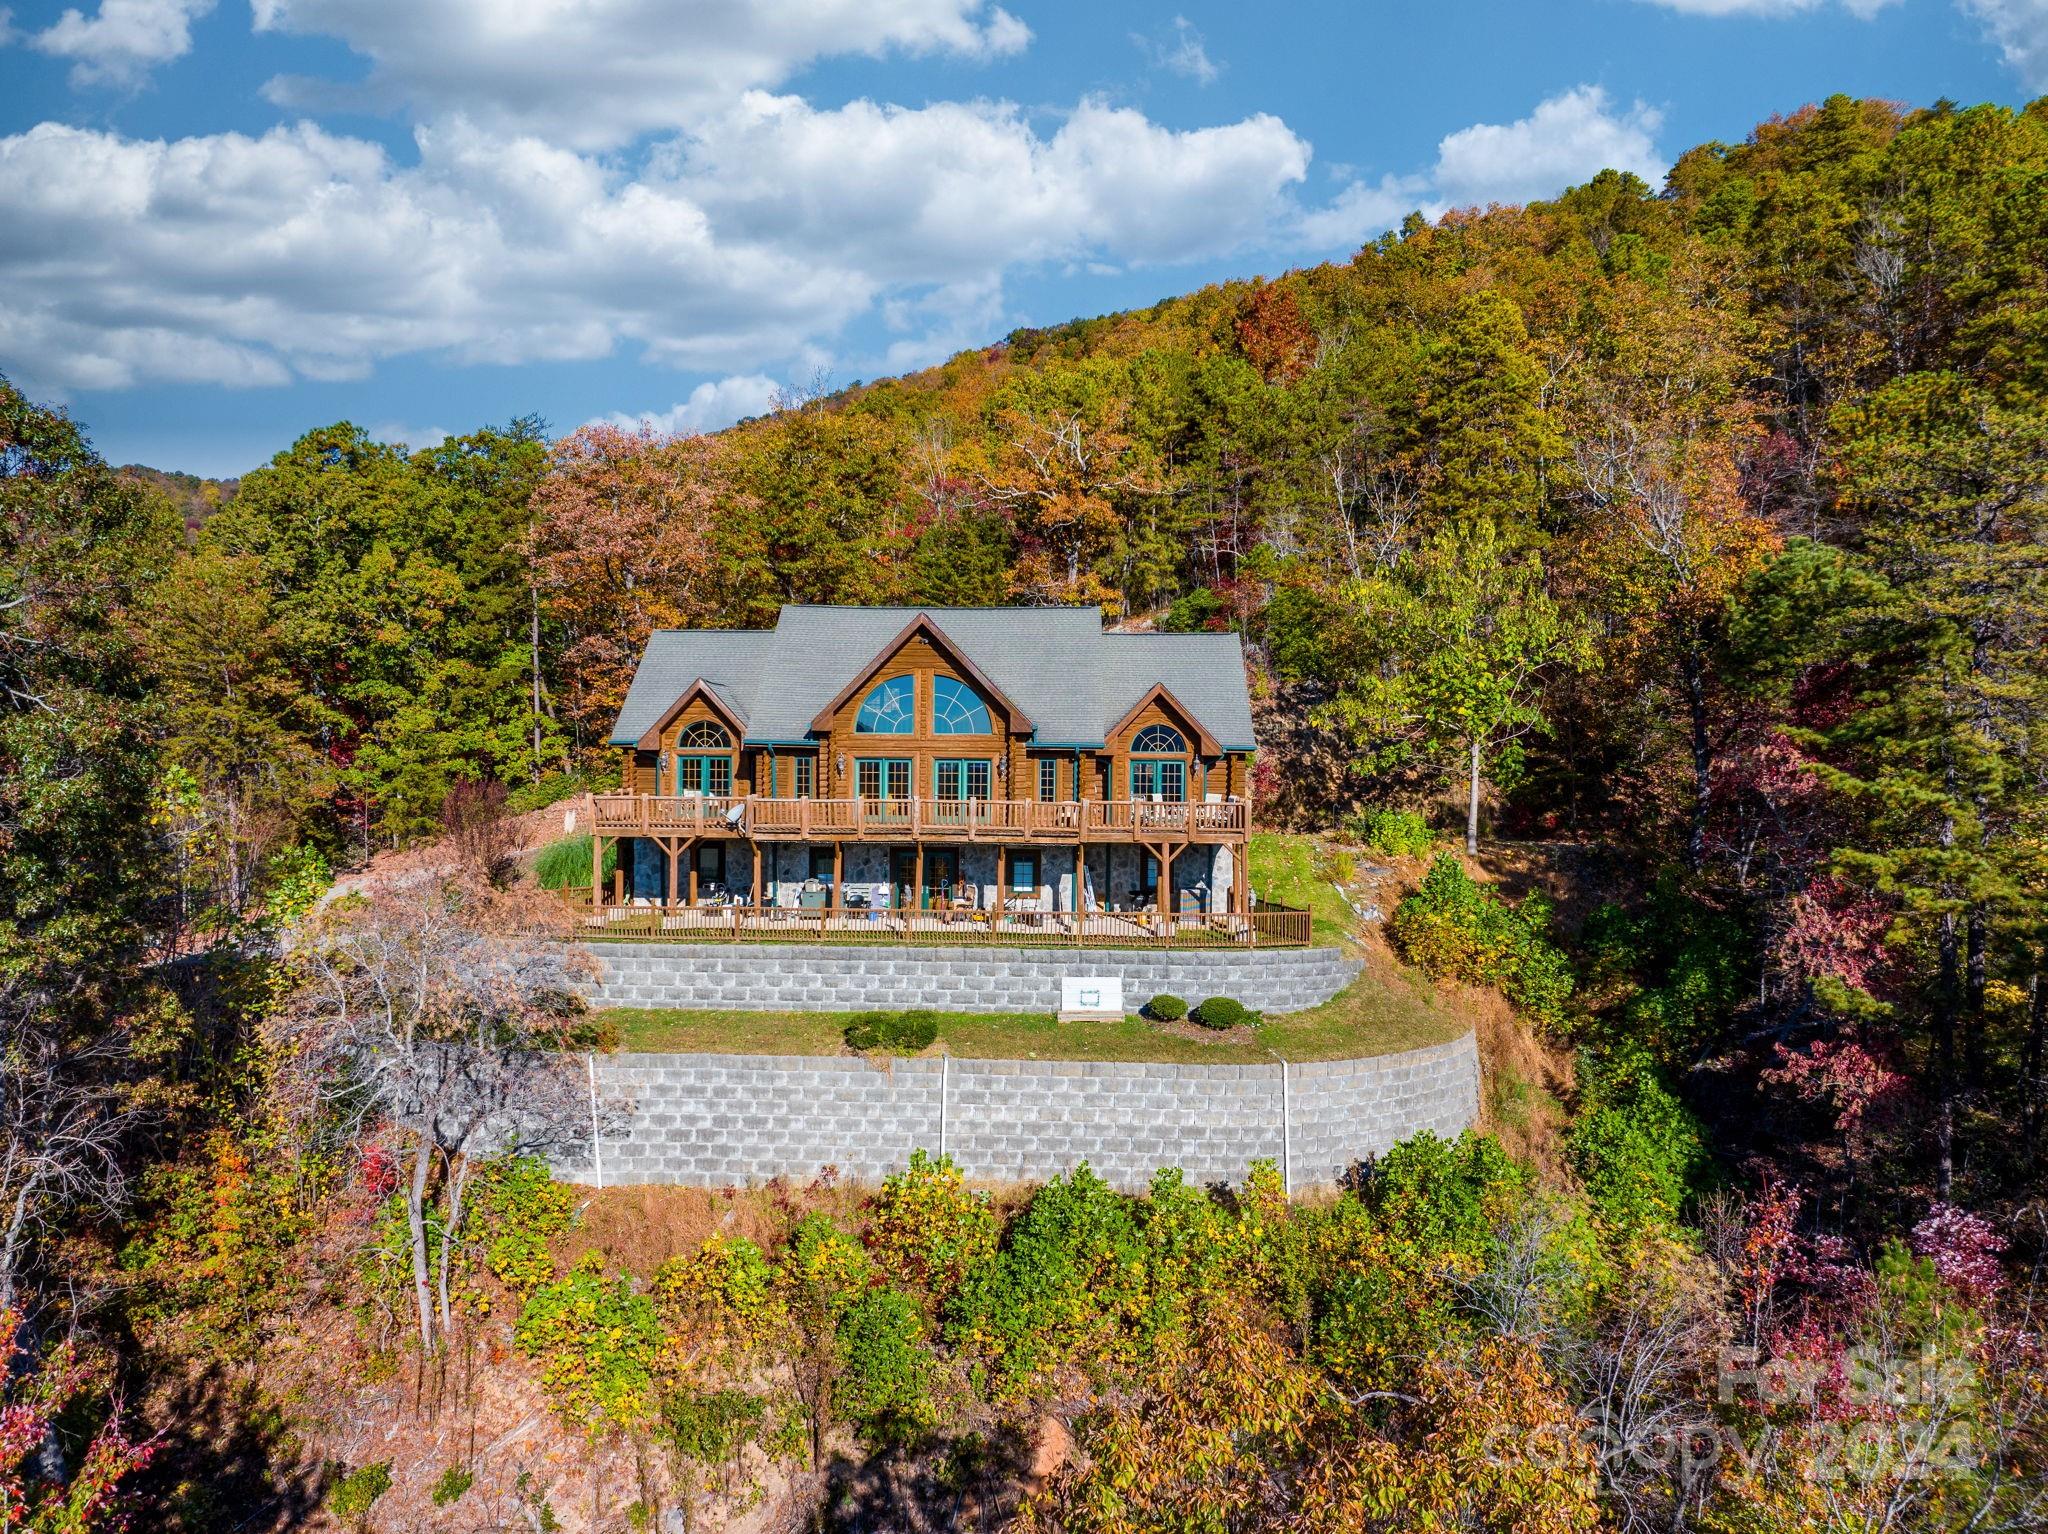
top-left (810, 612), bottom-right (1034, 736)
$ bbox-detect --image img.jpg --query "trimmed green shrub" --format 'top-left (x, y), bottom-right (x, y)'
top-left (505, 771), bottom-right (587, 816)
top-left (1390, 855), bottom-right (1574, 1029)
top-left (536, 833), bottom-right (614, 891)
top-left (844, 1010), bottom-right (940, 1053)
top-left (1143, 993), bottom-right (1188, 1021)
top-left (1190, 996), bottom-right (1255, 1030)
top-left (1352, 807), bottom-right (1434, 858)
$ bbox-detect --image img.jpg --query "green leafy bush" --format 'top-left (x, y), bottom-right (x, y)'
top-left (536, 833), bottom-right (614, 891)
top-left (470, 1155), bottom-right (577, 1297)
top-left (431, 1466), bottom-right (474, 1507)
top-left (326, 1461), bottom-right (393, 1526)
top-left (1352, 807), bottom-right (1435, 858)
top-left (1160, 585), bottom-right (1230, 632)
top-left (1190, 996), bottom-right (1256, 1030)
top-left (1390, 855), bottom-right (1574, 1028)
top-left (505, 771), bottom-right (587, 815)
top-left (835, 1288), bottom-right (938, 1447)
top-left (514, 1253), bottom-right (664, 1436)
top-left (1566, 1053), bottom-right (1712, 1230)
top-left (1143, 993), bottom-right (1188, 1021)
top-left (844, 1009), bottom-right (939, 1052)
top-left (948, 1165), bottom-right (1152, 1395)
top-left (864, 1151), bottom-right (997, 1308)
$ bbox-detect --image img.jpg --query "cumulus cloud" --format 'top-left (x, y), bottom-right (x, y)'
top-left (1433, 85), bottom-right (1666, 206)
top-left (253, 0), bottom-right (1031, 148)
top-left (1958, 0), bottom-right (2048, 89)
top-left (600, 374), bottom-right (783, 435)
top-left (1299, 84), bottom-right (1667, 251)
top-left (0, 97), bottom-right (1312, 394)
top-left (1134, 16), bottom-right (1220, 85)
top-left (27, 0), bottom-right (214, 85)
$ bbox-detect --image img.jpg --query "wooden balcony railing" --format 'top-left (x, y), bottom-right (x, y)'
top-left (590, 794), bottom-right (1250, 842)
top-left (545, 893), bottom-right (1310, 949)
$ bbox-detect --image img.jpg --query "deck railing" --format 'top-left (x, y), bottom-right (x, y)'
top-left (591, 794), bottom-right (1249, 841)
top-left (545, 892), bottom-right (1311, 949)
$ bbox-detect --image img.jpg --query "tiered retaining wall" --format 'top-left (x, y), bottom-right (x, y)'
top-left (585, 942), bottom-right (1361, 1016)
top-left (559, 1032), bottom-right (1480, 1192)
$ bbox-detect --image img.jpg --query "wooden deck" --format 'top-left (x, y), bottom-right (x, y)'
top-left (590, 794), bottom-right (1249, 844)
top-left (561, 900), bottom-right (1310, 949)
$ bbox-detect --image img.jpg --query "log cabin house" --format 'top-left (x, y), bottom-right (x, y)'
top-left (587, 605), bottom-right (1281, 942)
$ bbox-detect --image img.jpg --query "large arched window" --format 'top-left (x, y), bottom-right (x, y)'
top-left (1131, 724), bottom-right (1186, 754)
top-left (855, 675), bottom-right (916, 734)
top-left (677, 720), bottom-right (731, 748)
top-left (1129, 722), bottom-right (1188, 801)
top-left (931, 675), bottom-right (992, 735)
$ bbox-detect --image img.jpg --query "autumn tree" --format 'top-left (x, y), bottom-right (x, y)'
top-left (527, 424), bottom-right (732, 757)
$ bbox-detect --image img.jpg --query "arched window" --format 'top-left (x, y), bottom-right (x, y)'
top-left (1129, 722), bottom-right (1187, 802)
top-left (855, 675), bottom-right (916, 734)
top-left (931, 675), bottom-right (992, 735)
top-left (677, 720), bottom-right (731, 748)
top-left (1132, 724), bottom-right (1186, 754)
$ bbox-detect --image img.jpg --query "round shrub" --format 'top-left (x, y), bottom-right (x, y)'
top-left (1190, 996), bottom-right (1256, 1030)
top-left (890, 1010), bottom-right (940, 1051)
top-left (1144, 993), bottom-right (1188, 1022)
top-left (1352, 807), bottom-right (1435, 859)
top-left (843, 1011), bottom-right (891, 1051)
top-left (845, 1010), bottom-right (940, 1053)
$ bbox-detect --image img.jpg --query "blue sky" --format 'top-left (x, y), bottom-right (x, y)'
top-left (1, 0), bottom-right (2041, 476)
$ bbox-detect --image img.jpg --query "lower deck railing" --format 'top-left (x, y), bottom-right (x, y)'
top-left (546, 892), bottom-right (1312, 949)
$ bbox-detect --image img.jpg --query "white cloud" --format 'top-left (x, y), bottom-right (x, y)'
top-left (1295, 172), bottom-right (1433, 250)
top-left (1958, 0), bottom-right (2048, 89)
top-left (1135, 15), bottom-right (1220, 85)
top-left (600, 374), bottom-right (782, 435)
top-left (0, 98), bottom-right (1312, 394)
top-left (365, 420), bottom-right (450, 449)
top-left (1432, 85), bottom-right (1666, 206)
top-left (1298, 84), bottom-right (1668, 251)
top-left (27, 0), bottom-right (213, 86)
top-left (252, 0), bottom-right (1031, 148)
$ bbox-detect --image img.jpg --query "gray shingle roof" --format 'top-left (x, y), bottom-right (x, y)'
top-left (608, 606), bottom-right (1257, 752)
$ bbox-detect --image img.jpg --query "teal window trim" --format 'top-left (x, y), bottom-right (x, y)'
top-left (1128, 758), bottom-right (1187, 802)
top-left (792, 755), bottom-right (814, 799)
top-left (932, 757), bottom-right (993, 801)
top-left (675, 753), bottom-right (734, 796)
top-left (854, 675), bottom-right (916, 734)
top-left (931, 675), bottom-right (993, 735)
top-left (1036, 757), bottom-right (1057, 802)
top-left (855, 756), bottom-right (912, 799)
top-left (1008, 850), bottom-right (1039, 891)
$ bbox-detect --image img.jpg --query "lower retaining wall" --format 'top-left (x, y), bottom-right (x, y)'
top-left (585, 942), bottom-right (1361, 1016)
top-left (559, 1032), bottom-right (1479, 1192)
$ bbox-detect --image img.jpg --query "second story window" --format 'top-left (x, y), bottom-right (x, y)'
top-left (1037, 757), bottom-right (1058, 801)
top-left (855, 675), bottom-right (915, 734)
top-left (672, 719), bottom-right (734, 796)
top-left (1129, 723), bottom-right (1188, 803)
top-left (931, 675), bottom-right (992, 734)
top-left (792, 755), bottom-right (814, 798)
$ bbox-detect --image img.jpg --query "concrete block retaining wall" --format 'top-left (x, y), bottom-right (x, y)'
top-left (586, 942), bottom-right (1362, 1016)
top-left (559, 1032), bottom-right (1479, 1192)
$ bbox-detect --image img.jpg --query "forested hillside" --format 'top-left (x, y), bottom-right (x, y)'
top-left (1, 92), bottom-right (2044, 1530)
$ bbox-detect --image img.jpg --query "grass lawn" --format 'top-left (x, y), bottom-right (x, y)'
top-left (606, 969), bottom-right (1462, 1065)
top-left (1248, 831), bottom-right (1355, 946)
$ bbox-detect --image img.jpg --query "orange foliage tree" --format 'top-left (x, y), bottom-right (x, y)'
top-left (527, 425), bottom-right (736, 757)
